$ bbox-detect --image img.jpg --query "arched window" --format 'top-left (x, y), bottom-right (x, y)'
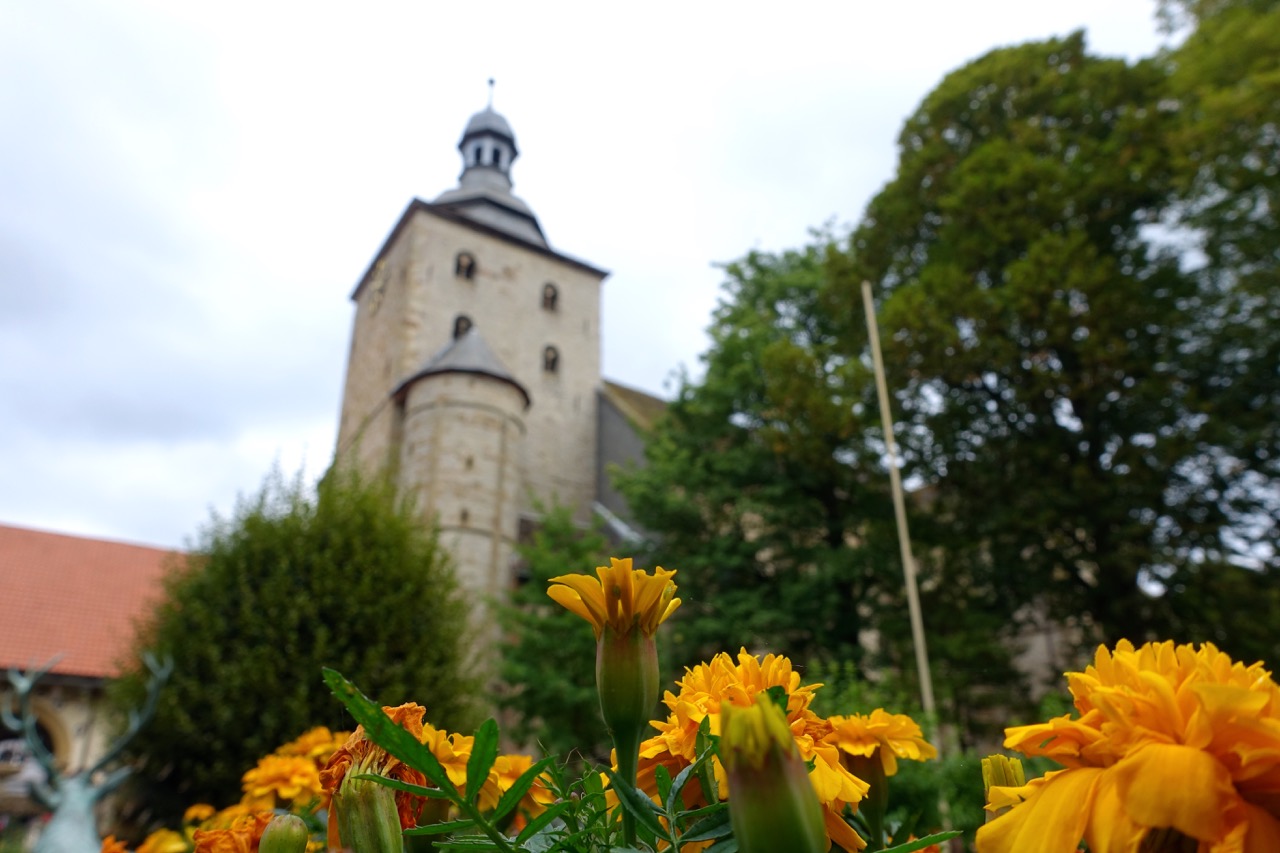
top-left (541, 282), bottom-right (559, 311)
top-left (455, 252), bottom-right (476, 280)
top-left (542, 345), bottom-right (560, 374)
top-left (453, 315), bottom-right (473, 339)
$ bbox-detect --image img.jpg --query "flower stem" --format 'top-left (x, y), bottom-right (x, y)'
top-left (614, 728), bottom-right (641, 846)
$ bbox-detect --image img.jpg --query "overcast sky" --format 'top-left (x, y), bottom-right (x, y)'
top-left (0, 1), bottom-right (1172, 549)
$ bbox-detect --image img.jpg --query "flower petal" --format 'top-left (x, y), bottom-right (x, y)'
top-left (976, 768), bottom-right (1101, 853)
top-left (1112, 743), bottom-right (1236, 842)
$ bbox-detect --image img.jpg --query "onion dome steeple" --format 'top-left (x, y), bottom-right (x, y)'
top-left (433, 81), bottom-right (548, 247)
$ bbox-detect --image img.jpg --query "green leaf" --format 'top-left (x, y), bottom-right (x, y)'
top-left (654, 763), bottom-right (673, 815)
top-left (603, 769), bottom-right (668, 840)
top-left (879, 830), bottom-right (962, 853)
top-left (323, 669), bottom-right (457, 797)
top-left (702, 838), bottom-right (738, 853)
top-left (678, 808), bottom-right (732, 843)
top-left (763, 685), bottom-right (788, 715)
top-left (351, 773), bottom-right (452, 800)
top-left (668, 740), bottom-right (720, 817)
top-left (514, 802), bottom-right (571, 844)
top-left (404, 817), bottom-right (479, 836)
top-left (491, 755), bottom-right (558, 823)
top-left (465, 718), bottom-right (501, 806)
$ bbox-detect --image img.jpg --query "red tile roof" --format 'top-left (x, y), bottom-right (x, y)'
top-left (0, 524), bottom-right (180, 679)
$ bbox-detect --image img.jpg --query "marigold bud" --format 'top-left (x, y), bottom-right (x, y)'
top-left (258, 814), bottom-right (309, 853)
top-left (721, 696), bottom-right (827, 853)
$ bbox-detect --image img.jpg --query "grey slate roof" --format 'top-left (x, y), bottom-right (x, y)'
top-left (393, 328), bottom-right (530, 409)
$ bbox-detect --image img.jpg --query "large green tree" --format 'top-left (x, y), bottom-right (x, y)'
top-left (844, 26), bottom-right (1277, 660)
top-left (1157, 0), bottom-right (1280, 660)
top-left (617, 236), bottom-right (893, 672)
top-left (113, 467), bottom-right (476, 823)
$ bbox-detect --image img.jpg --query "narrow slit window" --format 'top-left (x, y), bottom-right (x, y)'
top-left (455, 252), bottom-right (476, 279)
top-left (543, 345), bottom-right (560, 373)
top-left (453, 315), bottom-right (473, 339)
top-left (542, 283), bottom-right (559, 311)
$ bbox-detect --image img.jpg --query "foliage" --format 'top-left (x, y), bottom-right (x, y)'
top-left (842, 24), bottom-right (1278, 662)
top-left (615, 234), bottom-right (902, 673)
top-left (497, 505), bottom-right (611, 762)
top-left (112, 466), bottom-right (477, 824)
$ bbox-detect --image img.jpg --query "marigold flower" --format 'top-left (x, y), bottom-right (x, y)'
top-left (547, 557), bottom-right (681, 640)
top-left (193, 812), bottom-right (273, 853)
top-left (637, 648), bottom-right (868, 852)
top-left (320, 702), bottom-right (431, 847)
top-left (977, 639), bottom-right (1280, 853)
top-left (825, 709), bottom-right (938, 776)
top-left (274, 726), bottom-right (351, 766)
top-left (183, 803), bottom-right (217, 825)
top-left (101, 836), bottom-right (130, 853)
top-left (136, 829), bottom-right (188, 853)
top-left (241, 755), bottom-right (324, 810)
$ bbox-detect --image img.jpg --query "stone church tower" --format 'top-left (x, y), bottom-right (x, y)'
top-left (335, 101), bottom-right (655, 612)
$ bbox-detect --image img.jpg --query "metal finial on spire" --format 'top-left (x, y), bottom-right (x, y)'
top-left (487, 78), bottom-right (495, 109)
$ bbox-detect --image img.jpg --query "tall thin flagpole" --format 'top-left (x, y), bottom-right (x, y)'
top-left (861, 281), bottom-right (938, 724)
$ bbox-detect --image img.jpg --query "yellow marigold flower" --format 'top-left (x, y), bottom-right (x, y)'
top-left (977, 640), bottom-right (1280, 853)
top-left (636, 649), bottom-right (869, 852)
top-left (547, 557), bottom-right (680, 639)
top-left (241, 755), bottom-right (324, 810)
top-left (274, 726), bottom-right (351, 767)
top-left (101, 836), bottom-right (130, 853)
top-left (136, 829), bottom-right (188, 853)
top-left (825, 709), bottom-right (938, 776)
top-left (193, 812), bottom-right (273, 853)
top-left (183, 804), bottom-right (217, 826)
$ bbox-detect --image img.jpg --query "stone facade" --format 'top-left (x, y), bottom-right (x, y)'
top-left (334, 105), bottom-right (648, 623)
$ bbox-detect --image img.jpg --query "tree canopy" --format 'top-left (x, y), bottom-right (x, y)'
top-left (113, 467), bottom-right (476, 824)
top-left (620, 3), bottom-right (1278, 735)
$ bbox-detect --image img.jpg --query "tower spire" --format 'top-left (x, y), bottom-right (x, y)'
top-left (487, 78), bottom-right (495, 109)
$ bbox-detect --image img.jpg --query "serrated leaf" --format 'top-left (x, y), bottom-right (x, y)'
top-left (702, 837), bottom-right (738, 853)
top-left (668, 741), bottom-right (719, 817)
top-left (678, 807), bottom-right (732, 843)
top-left (492, 755), bottom-right (558, 823)
top-left (466, 718), bottom-right (501, 805)
top-left (879, 830), bottom-right (963, 853)
top-left (404, 817), bottom-right (479, 836)
top-left (515, 802), bottom-right (571, 844)
top-left (603, 769), bottom-right (667, 840)
top-left (654, 763), bottom-right (672, 811)
top-left (323, 669), bottom-right (456, 796)
top-left (351, 772), bottom-right (451, 799)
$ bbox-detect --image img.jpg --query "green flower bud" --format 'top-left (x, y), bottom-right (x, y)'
top-left (721, 696), bottom-right (827, 853)
top-left (259, 814), bottom-right (309, 853)
top-left (333, 772), bottom-right (405, 853)
top-left (596, 625), bottom-right (659, 742)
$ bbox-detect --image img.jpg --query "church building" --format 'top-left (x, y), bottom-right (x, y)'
top-left (334, 100), bottom-right (663, 610)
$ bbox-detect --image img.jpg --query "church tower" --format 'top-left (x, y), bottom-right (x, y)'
top-left (335, 100), bottom-right (609, 606)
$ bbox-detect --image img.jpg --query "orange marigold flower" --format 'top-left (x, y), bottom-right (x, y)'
top-left (320, 702), bottom-right (431, 837)
top-left (978, 639), bottom-right (1280, 853)
top-left (193, 812), bottom-right (273, 853)
top-left (101, 836), bottom-right (130, 853)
